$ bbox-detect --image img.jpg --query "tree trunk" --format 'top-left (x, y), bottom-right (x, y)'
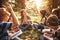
top-left (52, 0), bottom-right (59, 9)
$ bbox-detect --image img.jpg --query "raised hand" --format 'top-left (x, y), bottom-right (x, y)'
top-left (4, 2), bottom-right (13, 13)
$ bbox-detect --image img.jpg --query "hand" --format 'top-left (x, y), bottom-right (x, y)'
top-left (43, 33), bottom-right (53, 40)
top-left (4, 2), bottom-right (12, 13)
top-left (0, 8), bottom-right (10, 16)
top-left (0, 8), bottom-right (6, 13)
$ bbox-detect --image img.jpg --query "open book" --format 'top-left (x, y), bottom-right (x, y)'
top-left (9, 29), bottom-right (23, 39)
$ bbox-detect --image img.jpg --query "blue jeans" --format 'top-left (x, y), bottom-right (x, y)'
top-left (33, 24), bottom-right (44, 30)
top-left (1, 36), bottom-right (9, 40)
top-left (40, 35), bottom-right (44, 40)
top-left (19, 24), bottom-right (32, 30)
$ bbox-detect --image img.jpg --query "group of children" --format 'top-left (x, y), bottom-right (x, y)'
top-left (0, 0), bottom-right (60, 40)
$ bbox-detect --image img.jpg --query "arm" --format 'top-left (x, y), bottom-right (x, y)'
top-left (43, 33), bottom-right (53, 40)
top-left (5, 2), bottom-right (19, 31)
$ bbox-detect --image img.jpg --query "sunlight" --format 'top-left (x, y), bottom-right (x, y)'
top-left (25, 0), bottom-right (43, 11)
top-left (35, 0), bottom-right (42, 9)
top-left (25, 0), bottom-right (49, 12)
top-left (25, 0), bottom-right (42, 9)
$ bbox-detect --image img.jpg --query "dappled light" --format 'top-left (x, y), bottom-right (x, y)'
top-left (0, 0), bottom-right (60, 40)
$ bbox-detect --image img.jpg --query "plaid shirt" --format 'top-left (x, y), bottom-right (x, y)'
top-left (0, 22), bottom-right (12, 40)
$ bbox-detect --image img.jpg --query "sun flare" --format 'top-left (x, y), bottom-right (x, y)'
top-left (25, 0), bottom-right (48, 10)
top-left (35, 0), bottom-right (42, 9)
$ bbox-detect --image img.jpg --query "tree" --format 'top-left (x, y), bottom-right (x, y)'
top-left (52, 0), bottom-right (59, 9)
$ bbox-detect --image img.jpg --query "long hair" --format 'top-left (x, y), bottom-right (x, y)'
top-left (20, 9), bottom-right (28, 24)
top-left (40, 10), bottom-right (46, 18)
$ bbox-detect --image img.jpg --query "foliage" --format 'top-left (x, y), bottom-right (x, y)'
top-left (18, 27), bottom-right (41, 40)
